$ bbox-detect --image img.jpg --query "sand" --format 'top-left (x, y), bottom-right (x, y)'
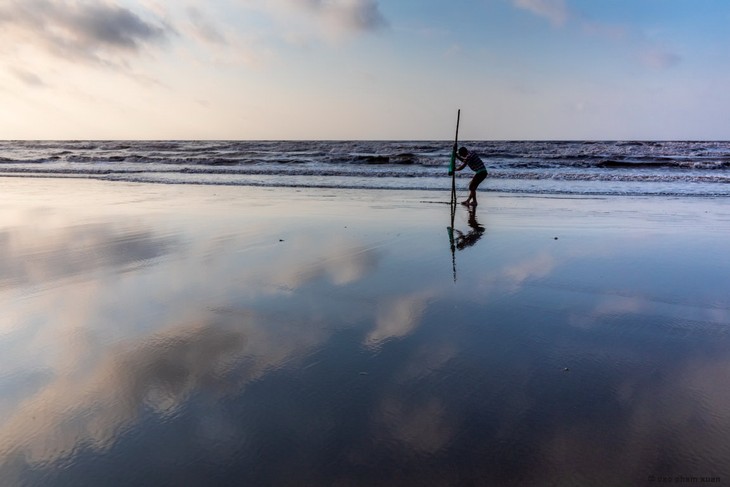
top-left (1, 177), bottom-right (730, 486)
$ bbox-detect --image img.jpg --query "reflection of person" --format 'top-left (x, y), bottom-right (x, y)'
top-left (454, 147), bottom-right (488, 207)
top-left (455, 207), bottom-right (485, 250)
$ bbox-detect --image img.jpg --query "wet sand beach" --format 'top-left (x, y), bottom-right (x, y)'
top-left (1, 177), bottom-right (730, 486)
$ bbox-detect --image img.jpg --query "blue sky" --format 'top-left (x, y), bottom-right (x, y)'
top-left (1, 0), bottom-right (729, 139)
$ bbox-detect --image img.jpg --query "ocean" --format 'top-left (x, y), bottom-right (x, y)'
top-left (2, 140), bottom-right (730, 196)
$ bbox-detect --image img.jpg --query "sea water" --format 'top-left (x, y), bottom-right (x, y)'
top-left (2, 140), bottom-right (730, 196)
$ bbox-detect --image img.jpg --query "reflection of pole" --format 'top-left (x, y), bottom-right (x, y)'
top-left (449, 169), bottom-right (456, 282)
top-left (447, 222), bottom-right (456, 282)
top-left (449, 193), bottom-right (456, 282)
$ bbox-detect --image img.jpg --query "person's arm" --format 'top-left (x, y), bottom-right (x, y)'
top-left (455, 150), bottom-right (468, 171)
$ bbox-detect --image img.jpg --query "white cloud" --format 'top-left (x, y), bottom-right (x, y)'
top-left (638, 45), bottom-right (681, 70)
top-left (239, 0), bottom-right (388, 43)
top-left (581, 19), bottom-right (629, 41)
top-left (11, 68), bottom-right (47, 88)
top-left (513, 0), bottom-right (570, 27)
top-left (301, 0), bottom-right (387, 33)
top-left (177, 4), bottom-right (266, 69)
top-left (511, 0), bottom-right (681, 71)
top-left (186, 6), bottom-right (228, 46)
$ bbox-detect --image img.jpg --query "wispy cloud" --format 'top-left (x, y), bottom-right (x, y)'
top-left (638, 45), bottom-right (681, 70)
top-left (511, 0), bottom-right (681, 70)
top-left (513, 0), bottom-right (570, 27)
top-left (11, 68), bottom-right (47, 88)
top-left (0, 0), bottom-right (171, 66)
top-left (288, 0), bottom-right (388, 34)
top-left (239, 0), bottom-right (388, 43)
top-left (173, 0), bottom-right (387, 68)
top-left (280, 0), bottom-right (387, 33)
top-left (186, 6), bottom-right (228, 46)
top-left (580, 19), bottom-right (629, 41)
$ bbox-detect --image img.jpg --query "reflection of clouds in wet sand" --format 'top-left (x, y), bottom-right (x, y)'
top-left (377, 397), bottom-right (454, 454)
top-left (0, 216), bottom-right (400, 472)
top-left (475, 252), bottom-right (557, 296)
top-left (538, 355), bottom-right (730, 484)
top-left (0, 223), bottom-right (180, 287)
top-left (0, 221), bottom-right (185, 379)
top-left (0, 319), bottom-right (245, 463)
top-left (367, 330), bottom-right (730, 485)
top-left (365, 291), bottom-right (434, 348)
top-left (0, 304), bottom-right (336, 467)
top-left (371, 341), bottom-right (459, 456)
top-left (502, 252), bottom-right (555, 284)
top-left (569, 295), bottom-right (648, 329)
top-left (6, 194), bottom-right (729, 484)
top-left (571, 292), bottom-right (730, 332)
top-left (264, 234), bottom-right (382, 290)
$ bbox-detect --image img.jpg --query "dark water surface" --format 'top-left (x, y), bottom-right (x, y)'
top-left (1, 179), bottom-right (729, 486)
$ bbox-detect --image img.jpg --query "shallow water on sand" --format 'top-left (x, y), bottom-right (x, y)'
top-left (1, 179), bottom-right (730, 486)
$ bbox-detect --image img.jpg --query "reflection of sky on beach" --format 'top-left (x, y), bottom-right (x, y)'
top-left (1, 181), bottom-right (730, 485)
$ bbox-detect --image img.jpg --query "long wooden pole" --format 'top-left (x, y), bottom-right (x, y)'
top-left (448, 109), bottom-right (461, 282)
top-left (449, 109), bottom-right (461, 206)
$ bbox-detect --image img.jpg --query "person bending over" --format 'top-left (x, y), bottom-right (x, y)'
top-left (455, 147), bottom-right (487, 207)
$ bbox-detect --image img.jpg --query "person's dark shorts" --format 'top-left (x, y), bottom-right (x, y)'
top-left (469, 170), bottom-right (487, 191)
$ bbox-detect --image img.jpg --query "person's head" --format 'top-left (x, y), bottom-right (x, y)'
top-left (458, 147), bottom-right (469, 157)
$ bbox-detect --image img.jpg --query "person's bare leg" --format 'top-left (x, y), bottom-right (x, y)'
top-left (468, 189), bottom-right (477, 206)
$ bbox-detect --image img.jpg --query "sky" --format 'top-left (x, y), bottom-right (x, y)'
top-left (1, 0), bottom-right (729, 140)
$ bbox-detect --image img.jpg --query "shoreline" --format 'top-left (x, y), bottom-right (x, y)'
top-left (3, 175), bottom-right (730, 240)
top-left (3, 171), bottom-right (730, 199)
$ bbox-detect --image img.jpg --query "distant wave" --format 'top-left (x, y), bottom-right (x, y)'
top-left (2, 140), bottom-right (730, 197)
